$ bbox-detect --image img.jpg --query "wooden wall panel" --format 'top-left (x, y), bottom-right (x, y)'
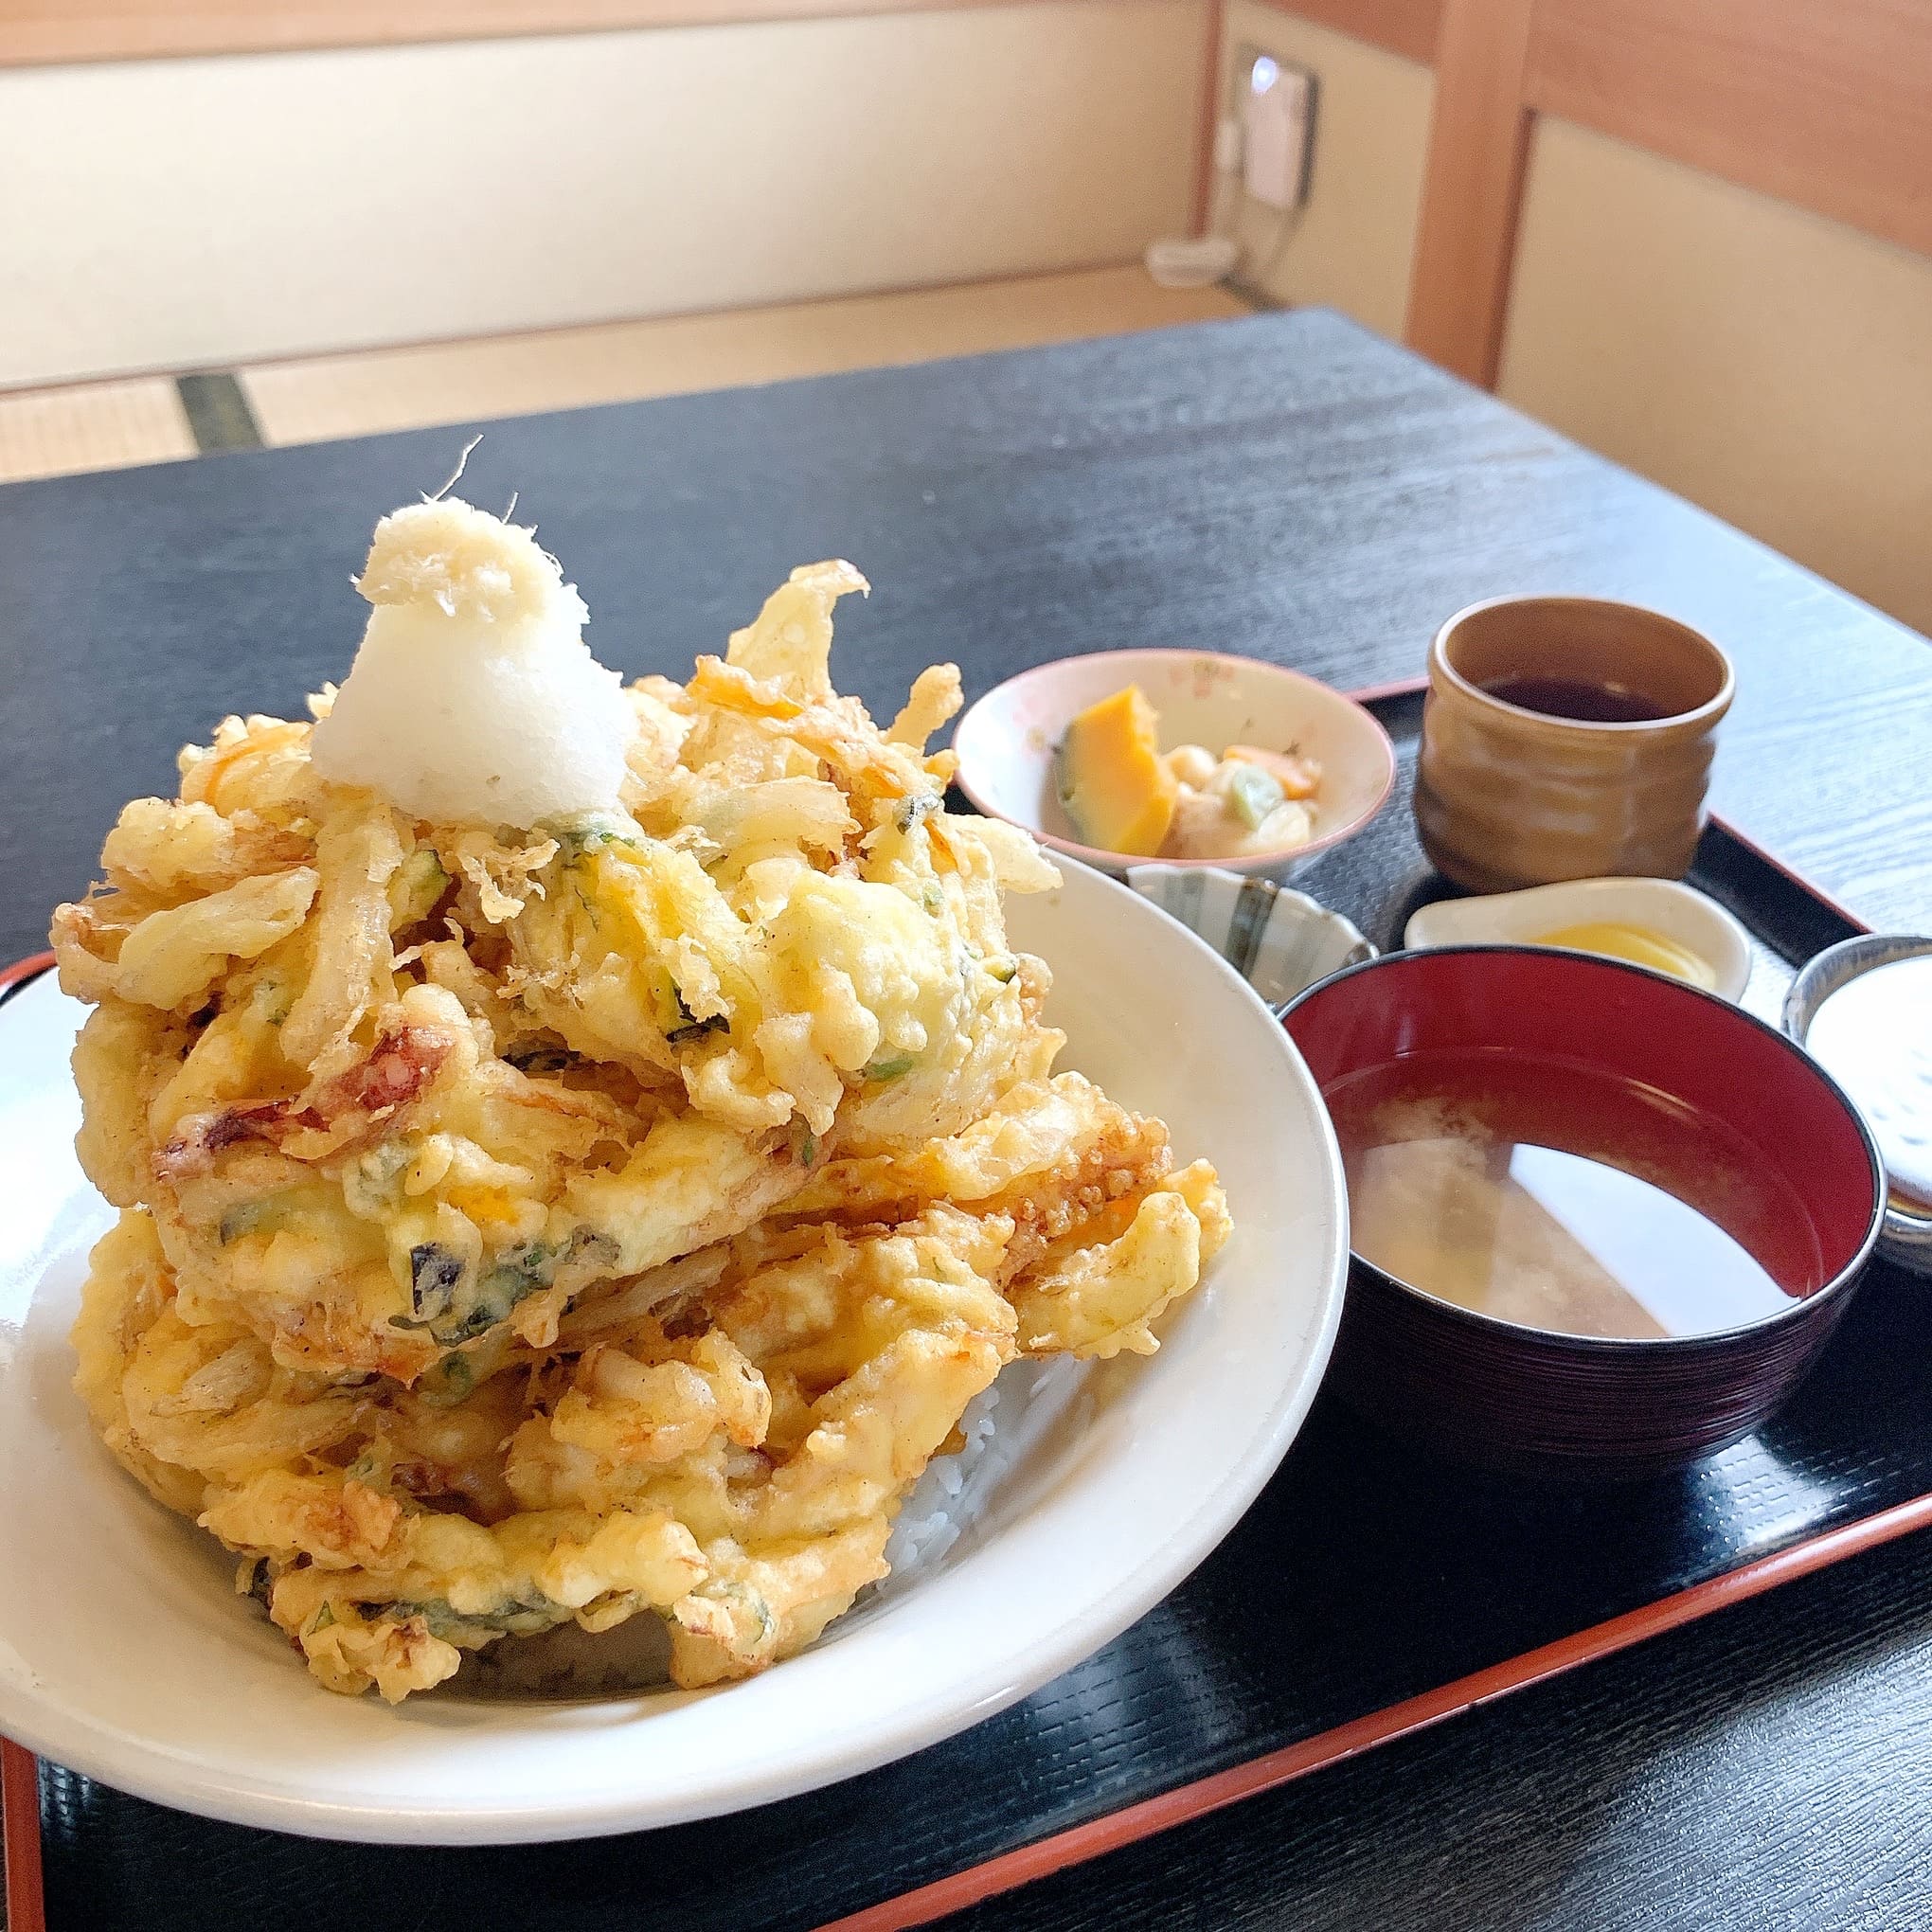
top-left (0, 0), bottom-right (1051, 67)
top-left (1402, 0), bottom-right (1532, 385)
top-left (10, 0), bottom-right (1444, 71)
top-left (1246, 0), bottom-right (1441, 66)
top-left (1527, 0), bottom-right (1932, 262)
top-left (1190, 0), bottom-right (1227, 232)
top-left (1400, 0), bottom-right (1932, 385)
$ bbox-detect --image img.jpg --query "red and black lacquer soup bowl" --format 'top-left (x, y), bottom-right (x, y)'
top-left (1280, 946), bottom-right (1887, 1481)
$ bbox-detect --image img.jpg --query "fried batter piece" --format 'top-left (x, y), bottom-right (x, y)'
top-left (58, 501), bottom-right (1230, 1701)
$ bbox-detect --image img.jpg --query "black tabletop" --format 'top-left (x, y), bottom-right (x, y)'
top-left (5, 311), bottom-right (1932, 1931)
top-left (2, 309), bottom-right (1929, 972)
top-left (942, 1522), bottom-right (1932, 1932)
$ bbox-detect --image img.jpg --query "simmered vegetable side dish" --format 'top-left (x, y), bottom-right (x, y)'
top-left (1056, 681), bottom-right (1322, 860)
top-left (54, 500), bottom-right (1230, 1701)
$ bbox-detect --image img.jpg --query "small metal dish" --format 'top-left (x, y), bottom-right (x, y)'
top-left (1784, 934), bottom-right (1932, 1277)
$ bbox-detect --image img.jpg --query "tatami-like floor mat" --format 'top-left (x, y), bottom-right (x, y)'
top-left (0, 269), bottom-right (1246, 484)
top-left (0, 378), bottom-right (195, 484)
top-left (240, 268), bottom-right (1249, 447)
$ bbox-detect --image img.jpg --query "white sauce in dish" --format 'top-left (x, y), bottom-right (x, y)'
top-left (1805, 956), bottom-right (1932, 1211)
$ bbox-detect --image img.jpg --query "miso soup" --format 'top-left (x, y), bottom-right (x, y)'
top-left (1326, 1049), bottom-right (1820, 1340)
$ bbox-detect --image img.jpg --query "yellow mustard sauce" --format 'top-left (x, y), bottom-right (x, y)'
top-left (1530, 921), bottom-right (1716, 990)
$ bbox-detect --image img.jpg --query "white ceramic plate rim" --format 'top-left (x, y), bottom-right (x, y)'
top-left (1401, 876), bottom-right (1753, 1002)
top-left (0, 863), bottom-right (1348, 1843)
top-left (953, 649), bottom-right (1397, 875)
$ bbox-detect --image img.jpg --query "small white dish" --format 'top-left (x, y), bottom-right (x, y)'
top-left (1128, 866), bottom-right (1375, 1011)
top-left (953, 649), bottom-right (1397, 881)
top-left (0, 861), bottom-right (1348, 1844)
top-left (1783, 933), bottom-right (1932, 1276)
top-left (1403, 877), bottom-right (1752, 1002)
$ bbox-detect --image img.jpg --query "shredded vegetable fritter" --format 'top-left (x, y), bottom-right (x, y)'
top-left (55, 499), bottom-right (1229, 1702)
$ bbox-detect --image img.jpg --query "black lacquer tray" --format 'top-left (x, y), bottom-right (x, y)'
top-left (7, 686), bottom-right (1924, 1932)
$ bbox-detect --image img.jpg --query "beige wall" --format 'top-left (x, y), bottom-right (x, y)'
top-left (1213, 9), bottom-right (1930, 635)
top-left (1498, 118), bottom-right (1932, 637)
top-left (1209, 1), bottom-right (1433, 342)
top-left (0, 0), bottom-right (1206, 388)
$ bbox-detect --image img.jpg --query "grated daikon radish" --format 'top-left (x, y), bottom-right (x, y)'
top-left (310, 497), bottom-right (636, 828)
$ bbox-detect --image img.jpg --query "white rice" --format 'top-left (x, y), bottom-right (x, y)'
top-left (880, 1384), bottom-right (1010, 1575)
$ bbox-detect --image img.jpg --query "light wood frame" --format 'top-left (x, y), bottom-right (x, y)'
top-left (1241, 0), bottom-right (1932, 388)
top-left (0, 0), bottom-right (1062, 67)
top-left (1417, 0), bottom-right (1932, 385)
top-left (1249, 0), bottom-right (1441, 66)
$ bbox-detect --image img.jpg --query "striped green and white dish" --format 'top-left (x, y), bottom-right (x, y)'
top-left (1127, 865), bottom-right (1375, 1012)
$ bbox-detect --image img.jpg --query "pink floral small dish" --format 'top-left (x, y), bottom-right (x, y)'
top-left (953, 649), bottom-right (1397, 880)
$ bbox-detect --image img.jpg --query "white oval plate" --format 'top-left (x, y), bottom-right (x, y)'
top-left (0, 859), bottom-right (1347, 1844)
top-left (1403, 876), bottom-right (1753, 1002)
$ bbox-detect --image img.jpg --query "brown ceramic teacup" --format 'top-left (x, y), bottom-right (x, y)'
top-left (1414, 596), bottom-right (1734, 892)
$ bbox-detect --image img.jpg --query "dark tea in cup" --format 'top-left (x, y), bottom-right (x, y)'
top-left (1478, 673), bottom-right (1674, 725)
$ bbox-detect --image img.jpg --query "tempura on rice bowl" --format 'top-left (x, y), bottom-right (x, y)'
top-left (51, 495), bottom-right (1230, 1703)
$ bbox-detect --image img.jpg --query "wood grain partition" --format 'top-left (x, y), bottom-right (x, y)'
top-left (1526, 0), bottom-right (1932, 265)
top-left (1250, 0), bottom-right (1932, 387)
top-left (0, 0), bottom-right (1055, 65)
top-left (1402, 0), bottom-right (1932, 385)
top-left (1250, 0), bottom-right (1442, 66)
top-left (1401, 0), bottom-right (1530, 385)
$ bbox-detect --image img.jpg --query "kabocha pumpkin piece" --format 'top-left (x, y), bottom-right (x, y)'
top-left (1054, 684), bottom-right (1177, 857)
